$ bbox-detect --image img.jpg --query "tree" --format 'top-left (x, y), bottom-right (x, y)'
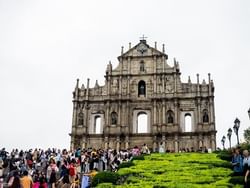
top-left (244, 127), bottom-right (250, 143)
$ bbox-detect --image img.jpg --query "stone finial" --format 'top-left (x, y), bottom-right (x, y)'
top-left (129, 42), bottom-right (131, 49)
top-left (174, 58), bottom-right (177, 64)
top-left (87, 78), bottom-right (90, 89)
top-left (106, 61), bottom-right (112, 74)
top-left (121, 46), bottom-right (124, 55)
top-left (208, 73), bottom-right (211, 83)
top-left (188, 76), bottom-right (191, 84)
top-left (81, 84), bottom-right (85, 90)
top-left (75, 78), bottom-right (79, 89)
top-left (196, 74), bottom-right (200, 84)
top-left (162, 44), bottom-right (165, 53)
top-left (202, 79), bottom-right (206, 85)
top-left (95, 80), bottom-right (99, 88)
top-left (176, 61), bottom-right (180, 70)
top-left (155, 42), bottom-right (157, 49)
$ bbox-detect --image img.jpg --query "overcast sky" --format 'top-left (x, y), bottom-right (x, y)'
top-left (0, 0), bottom-right (250, 151)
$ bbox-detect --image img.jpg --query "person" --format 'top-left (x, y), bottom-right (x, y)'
top-left (159, 142), bottom-right (165, 153)
top-left (245, 165), bottom-right (250, 187)
top-left (8, 170), bottom-right (21, 188)
top-left (243, 150), bottom-right (250, 175)
top-left (62, 175), bottom-right (71, 188)
top-left (0, 159), bottom-right (4, 188)
top-left (46, 158), bottom-right (58, 183)
top-left (68, 162), bottom-right (76, 184)
top-left (231, 148), bottom-right (243, 176)
top-left (38, 172), bottom-right (47, 188)
top-left (20, 170), bottom-right (33, 188)
top-left (141, 144), bottom-right (150, 154)
top-left (48, 170), bottom-right (56, 188)
top-left (71, 174), bottom-right (80, 188)
top-left (60, 160), bottom-right (68, 178)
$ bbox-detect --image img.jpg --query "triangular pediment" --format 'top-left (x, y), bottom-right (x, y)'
top-left (118, 40), bottom-right (167, 59)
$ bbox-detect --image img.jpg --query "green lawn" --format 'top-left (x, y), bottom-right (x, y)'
top-left (97, 153), bottom-right (242, 188)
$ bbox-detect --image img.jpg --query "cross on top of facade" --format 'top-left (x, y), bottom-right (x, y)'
top-left (140, 35), bottom-right (147, 41)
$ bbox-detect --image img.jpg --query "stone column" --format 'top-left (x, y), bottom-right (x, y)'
top-left (162, 100), bottom-right (166, 123)
top-left (70, 140), bottom-right (75, 151)
top-left (128, 57), bottom-right (131, 75)
top-left (209, 97), bottom-right (215, 124)
top-left (158, 102), bottom-right (162, 125)
top-left (211, 134), bottom-right (216, 151)
top-left (116, 136), bottom-right (120, 151)
top-left (197, 98), bottom-right (201, 131)
top-left (70, 100), bottom-right (78, 150)
top-left (174, 74), bottom-right (177, 95)
top-left (198, 134), bottom-right (203, 149)
top-left (118, 101), bottom-right (121, 126)
top-left (153, 56), bottom-right (157, 95)
top-left (126, 101), bottom-right (130, 134)
top-left (105, 102), bottom-right (110, 134)
top-left (153, 100), bottom-right (157, 124)
top-left (162, 135), bottom-right (166, 151)
top-left (174, 99), bottom-right (178, 128)
top-left (153, 136), bottom-right (157, 152)
top-left (81, 139), bottom-right (86, 149)
top-left (174, 134), bottom-right (179, 152)
top-left (127, 76), bottom-right (130, 97)
top-left (125, 136), bottom-right (129, 149)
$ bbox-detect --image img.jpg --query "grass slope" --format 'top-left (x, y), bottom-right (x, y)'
top-left (97, 153), bottom-right (242, 188)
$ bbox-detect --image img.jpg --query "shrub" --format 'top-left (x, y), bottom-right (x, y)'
top-left (217, 151), bottom-right (232, 162)
top-left (116, 153), bottom-right (235, 187)
top-left (131, 155), bottom-right (145, 161)
top-left (96, 183), bottom-right (115, 188)
top-left (229, 176), bottom-right (244, 185)
top-left (118, 161), bottom-right (135, 169)
top-left (92, 171), bottom-right (119, 187)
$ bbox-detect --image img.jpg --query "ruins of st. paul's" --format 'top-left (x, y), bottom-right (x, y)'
top-left (70, 38), bottom-right (216, 152)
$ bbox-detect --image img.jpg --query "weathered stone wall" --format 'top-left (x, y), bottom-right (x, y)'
top-left (70, 40), bottom-right (216, 152)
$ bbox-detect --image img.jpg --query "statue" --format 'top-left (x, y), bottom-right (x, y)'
top-left (203, 112), bottom-right (209, 123)
top-left (78, 112), bottom-right (84, 125)
top-left (111, 112), bottom-right (117, 125)
top-left (167, 114), bottom-right (174, 124)
top-left (139, 83), bottom-right (145, 95)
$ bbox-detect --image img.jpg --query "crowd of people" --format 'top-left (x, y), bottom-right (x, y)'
top-left (0, 144), bottom-right (218, 188)
top-left (0, 145), bottom-right (149, 188)
top-left (231, 148), bottom-right (250, 187)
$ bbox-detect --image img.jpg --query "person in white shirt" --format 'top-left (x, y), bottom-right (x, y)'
top-left (243, 150), bottom-right (250, 175)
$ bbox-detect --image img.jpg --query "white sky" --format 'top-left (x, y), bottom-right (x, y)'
top-left (0, 0), bottom-right (250, 151)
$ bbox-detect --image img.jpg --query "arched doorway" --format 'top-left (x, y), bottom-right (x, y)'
top-left (94, 116), bottom-right (101, 134)
top-left (184, 113), bottom-right (192, 132)
top-left (137, 112), bottom-right (148, 133)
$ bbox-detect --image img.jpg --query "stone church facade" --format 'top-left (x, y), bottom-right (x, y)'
top-left (70, 39), bottom-right (216, 152)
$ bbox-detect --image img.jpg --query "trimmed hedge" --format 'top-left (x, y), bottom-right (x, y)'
top-left (229, 176), bottom-right (244, 185)
top-left (96, 183), bottom-right (115, 188)
top-left (116, 153), bottom-right (240, 187)
top-left (118, 161), bottom-right (135, 169)
top-left (131, 155), bottom-right (145, 161)
top-left (92, 171), bottom-right (119, 187)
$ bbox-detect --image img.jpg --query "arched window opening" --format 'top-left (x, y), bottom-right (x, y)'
top-left (94, 116), bottom-right (101, 134)
top-left (167, 110), bottom-right (174, 124)
top-left (203, 110), bottom-right (209, 123)
top-left (137, 112), bottom-right (148, 133)
top-left (140, 61), bottom-right (145, 72)
top-left (111, 112), bottom-right (118, 125)
top-left (138, 80), bottom-right (146, 97)
top-left (184, 114), bottom-right (192, 132)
